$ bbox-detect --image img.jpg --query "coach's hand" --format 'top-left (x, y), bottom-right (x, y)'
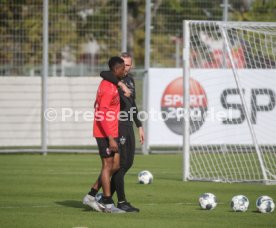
top-left (118, 81), bottom-right (131, 97)
top-left (108, 136), bottom-right (118, 152)
top-left (138, 127), bottom-right (144, 145)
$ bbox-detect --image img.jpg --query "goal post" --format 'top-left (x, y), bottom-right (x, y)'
top-left (182, 20), bottom-right (276, 184)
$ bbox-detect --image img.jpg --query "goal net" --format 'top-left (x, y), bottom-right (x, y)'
top-left (183, 21), bottom-right (276, 184)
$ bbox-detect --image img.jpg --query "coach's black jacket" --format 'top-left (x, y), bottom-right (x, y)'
top-left (100, 71), bottom-right (142, 128)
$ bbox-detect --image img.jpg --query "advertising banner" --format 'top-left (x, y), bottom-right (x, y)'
top-left (148, 68), bottom-right (276, 146)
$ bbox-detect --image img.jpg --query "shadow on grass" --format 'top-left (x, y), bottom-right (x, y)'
top-left (195, 208), bottom-right (213, 211)
top-left (251, 210), bottom-right (262, 213)
top-left (55, 200), bottom-right (91, 211)
top-left (128, 173), bottom-right (182, 182)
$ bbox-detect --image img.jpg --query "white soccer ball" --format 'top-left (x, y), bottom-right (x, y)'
top-left (138, 170), bottom-right (153, 184)
top-left (199, 193), bottom-right (217, 210)
top-left (256, 195), bottom-right (275, 213)
top-left (231, 195), bottom-right (249, 212)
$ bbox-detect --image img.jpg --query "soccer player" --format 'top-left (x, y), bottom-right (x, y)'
top-left (101, 52), bottom-right (144, 212)
top-left (83, 56), bottom-right (126, 213)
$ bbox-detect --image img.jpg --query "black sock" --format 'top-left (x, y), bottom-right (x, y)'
top-left (88, 188), bottom-right (98, 197)
top-left (103, 196), bottom-right (113, 204)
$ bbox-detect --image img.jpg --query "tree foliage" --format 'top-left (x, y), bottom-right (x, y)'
top-left (0, 0), bottom-right (275, 74)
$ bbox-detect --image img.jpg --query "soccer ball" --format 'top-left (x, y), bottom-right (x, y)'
top-left (231, 195), bottom-right (249, 212)
top-left (138, 170), bottom-right (153, 184)
top-left (199, 193), bottom-right (217, 210)
top-left (95, 192), bottom-right (103, 202)
top-left (256, 195), bottom-right (275, 213)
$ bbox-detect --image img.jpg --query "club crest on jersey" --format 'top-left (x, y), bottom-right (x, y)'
top-left (120, 136), bottom-right (126, 145)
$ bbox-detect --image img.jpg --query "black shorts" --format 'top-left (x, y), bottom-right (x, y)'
top-left (96, 137), bottom-right (119, 158)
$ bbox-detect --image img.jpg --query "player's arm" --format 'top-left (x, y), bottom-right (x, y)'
top-left (108, 136), bottom-right (118, 152)
top-left (132, 100), bottom-right (142, 128)
top-left (130, 76), bottom-right (144, 144)
top-left (129, 76), bottom-right (141, 128)
top-left (100, 71), bottom-right (131, 97)
top-left (132, 100), bottom-right (144, 144)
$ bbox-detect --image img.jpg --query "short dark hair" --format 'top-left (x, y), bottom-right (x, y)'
top-left (120, 52), bottom-right (132, 58)
top-left (108, 56), bottom-right (124, 71)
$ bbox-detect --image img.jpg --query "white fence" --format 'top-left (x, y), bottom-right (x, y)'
top-left (0, 77), bottom-right (100, 149)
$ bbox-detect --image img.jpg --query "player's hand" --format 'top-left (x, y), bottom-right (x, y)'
top-left (138, 127), bottom-right (144, 145)
top-left (118, 81), bottom-right (131, 97)
top-left (108, 136), bottom-right (118, 152)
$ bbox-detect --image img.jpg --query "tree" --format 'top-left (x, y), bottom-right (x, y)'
top-left (0, 0), bottom-right (79, 75)
top-left (238, 0), bottom-right (276, 22)
top-left (1, 0), bottom-right (276, 74)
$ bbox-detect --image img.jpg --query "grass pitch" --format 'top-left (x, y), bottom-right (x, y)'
top-left (0, 154), bottom-right (276, 228)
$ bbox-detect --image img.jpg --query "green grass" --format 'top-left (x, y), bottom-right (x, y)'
top-left (0, 154), bottom-right (276, 228)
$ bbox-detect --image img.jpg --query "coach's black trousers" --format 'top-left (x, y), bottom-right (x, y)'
top-left (111, 124), bottom-right (135, 202)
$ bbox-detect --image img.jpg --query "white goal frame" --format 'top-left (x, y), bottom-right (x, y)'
top-left (182, 20), bottom-right (276, 184)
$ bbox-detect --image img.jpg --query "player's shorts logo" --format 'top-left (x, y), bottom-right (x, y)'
top-left (161, 77), bottom-right (208, 135)
top-left (106, 147), bottom-right (111, 155)
top-left (119, 136), bottom-right (126, 145)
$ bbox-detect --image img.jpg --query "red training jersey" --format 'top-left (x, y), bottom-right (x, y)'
top-left (93, 80), bottom-right (120, 138)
